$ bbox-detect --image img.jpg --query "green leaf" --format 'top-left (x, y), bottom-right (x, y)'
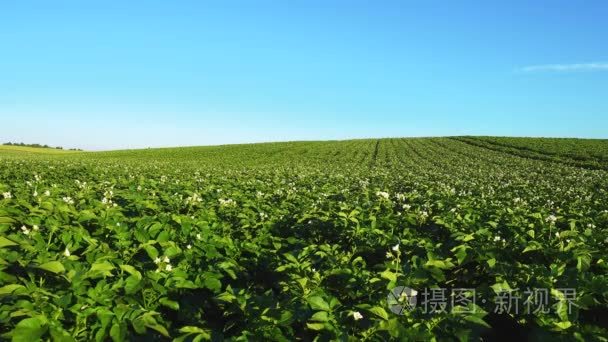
top-left (156, 231), bottom-right (170, 243)
top-left (124, 274), bottom-right (142, 295)
top-left (131, 317), bottom-right (146, 334)
top-left (310, 311), bottom-right (329, 322)
top-left (491, 281), bottom-right (512, 294)
top-left (143, 245), bottom-right (159, 259)
top-left (178, 326), bottom-right (210, 335)
top-left (87, 261), bottom-right (115, 278)
top-left (110, 322), bottom-right (127, 342)
top-left (0, 236), bottom-right (18, 248)
top-left (37, 261), bottom-right (65, 274)
top-left (147, 324), bottom-right (169, 337)
top-left (368, 306), bottom-right (389, 320)
top-left (11, 316), bottom-right (48, 342)
top-left (120, 264), bottom-right (142, 294)
top-left (487, 258), bottom-right (496, 268)
top-left (77, 210), bottom-right (97, 222)
top-left (306, 322), bottom-right (326, 331)
top-left (0, 217), bottom-right (16, 224)
top-left (49, 325), bottom-right (75, 342)
top-left (522, 244), bottom-right (540, 253)
top-left (0, 284), bottom-right (27, 297)
top-left (119, 264), bottom-right (138, 275)
top-left (425, 259), bottom-right (454, 270)
top-left (203, 277), bottom-right (221, 292)
top-left (453, 245), bottom-right (468, 265)
top-left (464, 315), bottom-right (490, 328)
top-left (215, 291), bottom-right (236, 303)
top-left (553, 321), bottom-right (572, 330)
top-left (462, 234), bottom-right (475, 242)
top-left (164, 245), bottom-right (181, 258)
top-left (159, 298), bottom-right (180, 310)
top-left (284, 253), bottom-right (298, 264)
top-left (577, 255), bottom-right (590, 272)
top-left (428, 268), bottom-right (446, 282)
top-left (307, 296), bottom-right (330, 311)
top-left (380, 270), bottom-right (397, 282)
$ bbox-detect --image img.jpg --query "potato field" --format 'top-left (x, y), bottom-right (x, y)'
top-left (1, 137), bottom-right (607, 341)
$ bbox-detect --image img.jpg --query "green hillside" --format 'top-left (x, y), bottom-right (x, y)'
top-left (1, 137), bottom-right (607, 340)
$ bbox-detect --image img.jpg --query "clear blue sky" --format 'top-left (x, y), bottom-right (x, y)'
top-left (1, 0), bottom-right (607, 150)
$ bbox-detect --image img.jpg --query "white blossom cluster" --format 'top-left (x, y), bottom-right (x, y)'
top-left (219, 198), bottom-right (236, 207)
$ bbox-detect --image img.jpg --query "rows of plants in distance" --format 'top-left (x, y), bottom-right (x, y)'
top-left (453, 136), bottom-right (608, 170)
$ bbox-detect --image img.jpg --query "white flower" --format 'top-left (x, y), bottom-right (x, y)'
top-left (219, 198), bottom-right (236, 206)
top-left (64, 248), bottom-right (71, 257)
top-left (493, 236), bottom-right (502, 242)
top-left (376, 191), bottom-right (390, 199)
top-left (2, 192), bottom-right (11, 199)
top-left (386, 251), bottom-right (393, 259)
top-left (403, 204), bottom-right (411, 210)
top-left (187, 244), bottom-right (192, 249)
top-left (555, 232), bottom-right (560, 238)
top-left (196, 233), bottom-right (202, 240)
top-left (392, 244), bottom-right (400, 252)
top-left (163, 256), bottom-right (170, 263)
top-left (33, 191), bottom-right (38, 197)
top-left (154, 257), bottom-right (161, 264)
top-left (546, 215), bottom-right (557, 223)
top-left (186, 193), bottom-right (203, 204)
top-left (62, 196), bottom-right (74, 204)
top-left (352, 311), bottom-right (363, 320)
top-left (32, 225), bottom-right (39, 231)
top-left (137, 185), bottom-right (142, 191)
top-left (44, 190), bottom-right (50, 196)
top-left (165, 264), bottom-right (173, 271)
top-left (21, 225), bottom-right (30, 235)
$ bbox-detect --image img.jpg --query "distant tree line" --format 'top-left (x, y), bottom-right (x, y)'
top-left (3, 142), bottom-right (83, 151)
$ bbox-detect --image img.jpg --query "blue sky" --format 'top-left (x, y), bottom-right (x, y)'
top-left (1, 0), bottom-right (607, 150)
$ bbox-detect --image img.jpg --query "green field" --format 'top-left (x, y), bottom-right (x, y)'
top-left (1, 137), bottom-right (608, 341)
top-left (0, 146), bottom-right (78, 155)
